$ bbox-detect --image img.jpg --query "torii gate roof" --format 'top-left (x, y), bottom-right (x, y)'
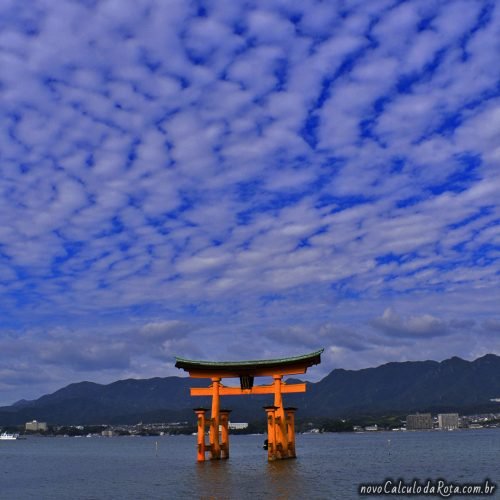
top-left (175, 348), bottom-right (323, 378)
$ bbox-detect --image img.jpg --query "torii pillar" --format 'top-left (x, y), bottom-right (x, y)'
top-left (209, 377), bottom-right (221, 459)
top-left (175, 349), bottom-right (323, 462)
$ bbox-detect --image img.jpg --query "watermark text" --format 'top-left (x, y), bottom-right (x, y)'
top-left (359, 479), bottom-right (496, 497)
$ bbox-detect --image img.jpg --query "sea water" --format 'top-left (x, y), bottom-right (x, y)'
top-left (0, 430), bottom-right (498, 499)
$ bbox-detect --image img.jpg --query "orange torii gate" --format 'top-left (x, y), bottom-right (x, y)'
top-left (175, 349), bottom-right (323, 461)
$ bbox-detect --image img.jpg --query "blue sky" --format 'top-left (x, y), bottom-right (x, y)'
top-left (1, 0), bottom-right (499, 405)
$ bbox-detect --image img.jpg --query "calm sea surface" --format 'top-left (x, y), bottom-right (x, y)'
top-left (1, 430), bottom-right (499, 499)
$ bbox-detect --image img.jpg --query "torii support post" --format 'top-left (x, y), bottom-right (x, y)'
top-left (264, 405), bottom-right (278, 461)
top-left (175, 349), bottom-right (323, 462)
top-left (194, 408), bottom-right (208, 462)
top-left (285, 407), bottom-right (297, 458)
top-left (219, 409), bottom-right (231, 459)
top-left (193, 406), bottom-right (230, 461)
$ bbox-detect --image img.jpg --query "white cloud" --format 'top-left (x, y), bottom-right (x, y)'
top-left (0, 0), bottom-right (499, 403)
top-left (372, 308), bottom-right (450, 338)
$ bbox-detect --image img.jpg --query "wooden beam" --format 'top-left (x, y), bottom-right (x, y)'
top-left (190, 383), bottom-right (306, 396)
top-left (185, 364), bottom-right (309, 379)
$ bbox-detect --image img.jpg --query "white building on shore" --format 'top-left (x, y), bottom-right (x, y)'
top-left (228, 422), bottom-right (248, 430)
top-left (25, 420), bottom-right (48, 432)
top-left (438, 413), bottom-right (459, 430)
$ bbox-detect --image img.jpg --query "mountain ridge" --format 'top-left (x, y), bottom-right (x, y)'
top-left (1, 354), bottom-right (499, 425)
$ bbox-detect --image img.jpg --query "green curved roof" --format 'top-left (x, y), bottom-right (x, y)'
top-left (175, 348), bottom-right (323, 373)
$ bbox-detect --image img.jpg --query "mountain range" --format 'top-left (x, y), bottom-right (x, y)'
top-left (1, 354), bottom-right (499, 425)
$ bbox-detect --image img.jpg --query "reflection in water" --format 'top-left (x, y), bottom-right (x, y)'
top-left (267, 459), bottom-right (303, 499)
top-left (196, 460), bottom-right (233, 500)
top-left (194, 454), bottom-right (306, 500)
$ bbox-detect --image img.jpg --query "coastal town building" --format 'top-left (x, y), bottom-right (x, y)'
top-left (25, 420), bottom-right (48, 432)
top-left (438, 413), bottom-right (459, 430)
top-left (228, 422), bottom-right (248, 430)
top-left (406, 413), bottom-right (432, 430)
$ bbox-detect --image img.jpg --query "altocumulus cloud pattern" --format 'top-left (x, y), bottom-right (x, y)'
top-left (0, 0), bottom-right (499, 403)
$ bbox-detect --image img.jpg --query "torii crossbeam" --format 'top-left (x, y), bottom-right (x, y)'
top-left (175, 349), bottom-right (323, 461)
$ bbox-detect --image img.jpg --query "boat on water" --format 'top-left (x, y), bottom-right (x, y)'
top-left (0, 432), bottom-right (20, 440)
